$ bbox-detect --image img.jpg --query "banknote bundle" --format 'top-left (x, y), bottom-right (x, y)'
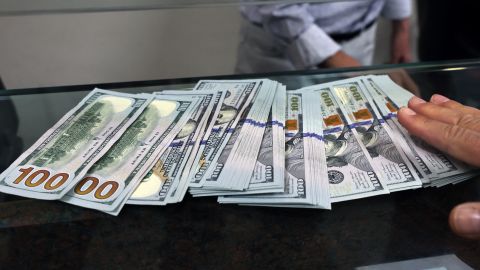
top-left (218, 75), bottom-right (478, 207)
top-left (0, 76), bottom-right (477, 215)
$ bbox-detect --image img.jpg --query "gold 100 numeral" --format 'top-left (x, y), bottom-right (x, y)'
top-left (13, 167), bottom-right (69, 190)
top-left (74, 177), bottom-right (119, 200)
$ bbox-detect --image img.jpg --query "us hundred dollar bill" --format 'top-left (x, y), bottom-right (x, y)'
top-left (191, 108), bottom-right (279, 204)
top-left (360, 76), bottom-right (434, 181)
top-left (190, 85), bottom-right (286, 197)
top-left (186, 91), bottom-right (227, 187)
top-left (246, 85), bottom-right (286, 191)
top-left (127, 91), bottom-right (220, 205)
top-left (316, 88), bottom-right (388, 202)
top-left (189, 80), bottom-right (261, 187)
top-left (264, 91), bottom-right (311, 203)
top-left (200, 95), bottom-right (253, 188)
top-left (61, 95), bottom-right (200, 215)
top-left (363, 75), bottom-right (472, 181)
top-left (331, 80), bottom-right (423, 191)
top-left (0, 89), bottom-right (151, 200)
top-left (164, 90), bottom-right (226, 202)
top-left (190, 101), bottom-right (252, 194)
top-left (219, 92), bottom-right (318, 206)
top-left (213, 82), bottom-right (278, 191)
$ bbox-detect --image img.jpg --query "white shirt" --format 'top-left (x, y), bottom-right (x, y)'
top-left (241, 0), bottom-right (411, 68)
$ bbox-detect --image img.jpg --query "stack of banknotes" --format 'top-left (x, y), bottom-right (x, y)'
top-left (0, 75), bottom-right (477, 215)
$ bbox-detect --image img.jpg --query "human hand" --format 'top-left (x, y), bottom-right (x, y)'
top-left (323, 50), bottom-right (361, 69)
top-left (390, 19), bottom-right (412, 64)
top-left (398, 94), bottom-right (480, 239)
top-left (398, 94), bottom-right (480, 167)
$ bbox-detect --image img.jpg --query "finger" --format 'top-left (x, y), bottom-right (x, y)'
top-left (398, 107), bottom-right (480, 167)
top-left (408, 96), bottom-right (480, 132)
top-left (449, 202), bottom-right (480, 239)
top-left (430, 94), bottom-right (480, 116)
top-left (408, 96), bottom-right (461, 125)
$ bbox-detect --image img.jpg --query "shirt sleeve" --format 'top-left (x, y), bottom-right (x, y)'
top-left (253, 4), bottom-right (341, 69)
top-left (381, 0), bottom-right (412, 20)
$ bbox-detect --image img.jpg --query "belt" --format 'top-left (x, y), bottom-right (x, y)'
top-left (250, 19), bottom-right (376, 43)
top-left (329, 19), bottom-right (376, 43)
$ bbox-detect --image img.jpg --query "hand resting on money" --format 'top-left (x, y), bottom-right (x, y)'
top-left (398, 94), bottom-right (480, 239)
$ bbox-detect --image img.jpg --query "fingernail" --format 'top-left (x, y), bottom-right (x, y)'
top-left (431, 94), bottom-right (450, 104)
top-left (450, 204), bottom-right (480, 237)
top-left (399, 107), bottom-right (416, 116)
top-left (409, 96), bottom-right (426, 106)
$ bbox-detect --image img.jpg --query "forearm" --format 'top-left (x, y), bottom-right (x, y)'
top-left (390, 17), bottom-right (412, 63)
top-left (392, 17), bottom-right (410, 36)
top-left (321, 50), bottom-right (361, 68)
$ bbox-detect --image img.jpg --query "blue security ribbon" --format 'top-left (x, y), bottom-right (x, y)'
top-left (303, 132), bottom-right (324, 141)
top-left (243, 118), bottom-right (267, 128)
top-left (383, 113), bottom-right (397, 120)
top-left (270, 120), bottom-right (285, 128)
top-left (348, 120), bottom-right (372, 129)
top-left (323, 127), bottom-right (342, 134)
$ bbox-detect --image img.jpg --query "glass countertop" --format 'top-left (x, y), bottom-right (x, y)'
top-left (1, 60), bottom-right (480, 269)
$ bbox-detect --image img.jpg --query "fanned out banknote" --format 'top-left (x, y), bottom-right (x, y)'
top-left (200, 80), bottom-right (278, 191)
top-left (219, 91), bottom-right (331, 209)
top-left (188, 80), bottom-right (262, 188)
top-left (361, 75), bottom-right (476, 187)
top-left (1, 75), bottom-right (478, 215)
top-left (313, 87), bottom-right (388, 201)
top-left (215, 81), bottom-right (278, 191)
top-left (190, 80), bottom-right (285, 197)
top-left (191, 85), bottom-right (286, 197)
top-left (329, 79), bottom-right (423, 192)
top-left (0, 89), bottom-right (152, 200)
top-left (61, 95), bottom-right (201, 215)
top-left (127, 90), bottom-right (224, 205)
top-left (218, 75), bottom-right (477, 208)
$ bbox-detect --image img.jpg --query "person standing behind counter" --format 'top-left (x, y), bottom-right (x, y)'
top-left (235, 0), bottom-right (412, 73)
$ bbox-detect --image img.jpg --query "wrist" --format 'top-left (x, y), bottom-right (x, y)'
top-left (392, 18), bottom-right (410, 34)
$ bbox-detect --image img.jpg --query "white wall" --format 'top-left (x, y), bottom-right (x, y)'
top-left (0, 8), bottom-right (243, 147)
top-left (0, 7), bottom-right (242, 89)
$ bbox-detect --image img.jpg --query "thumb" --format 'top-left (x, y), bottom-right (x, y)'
top-left (449, 202), bottom-right (480, 239)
